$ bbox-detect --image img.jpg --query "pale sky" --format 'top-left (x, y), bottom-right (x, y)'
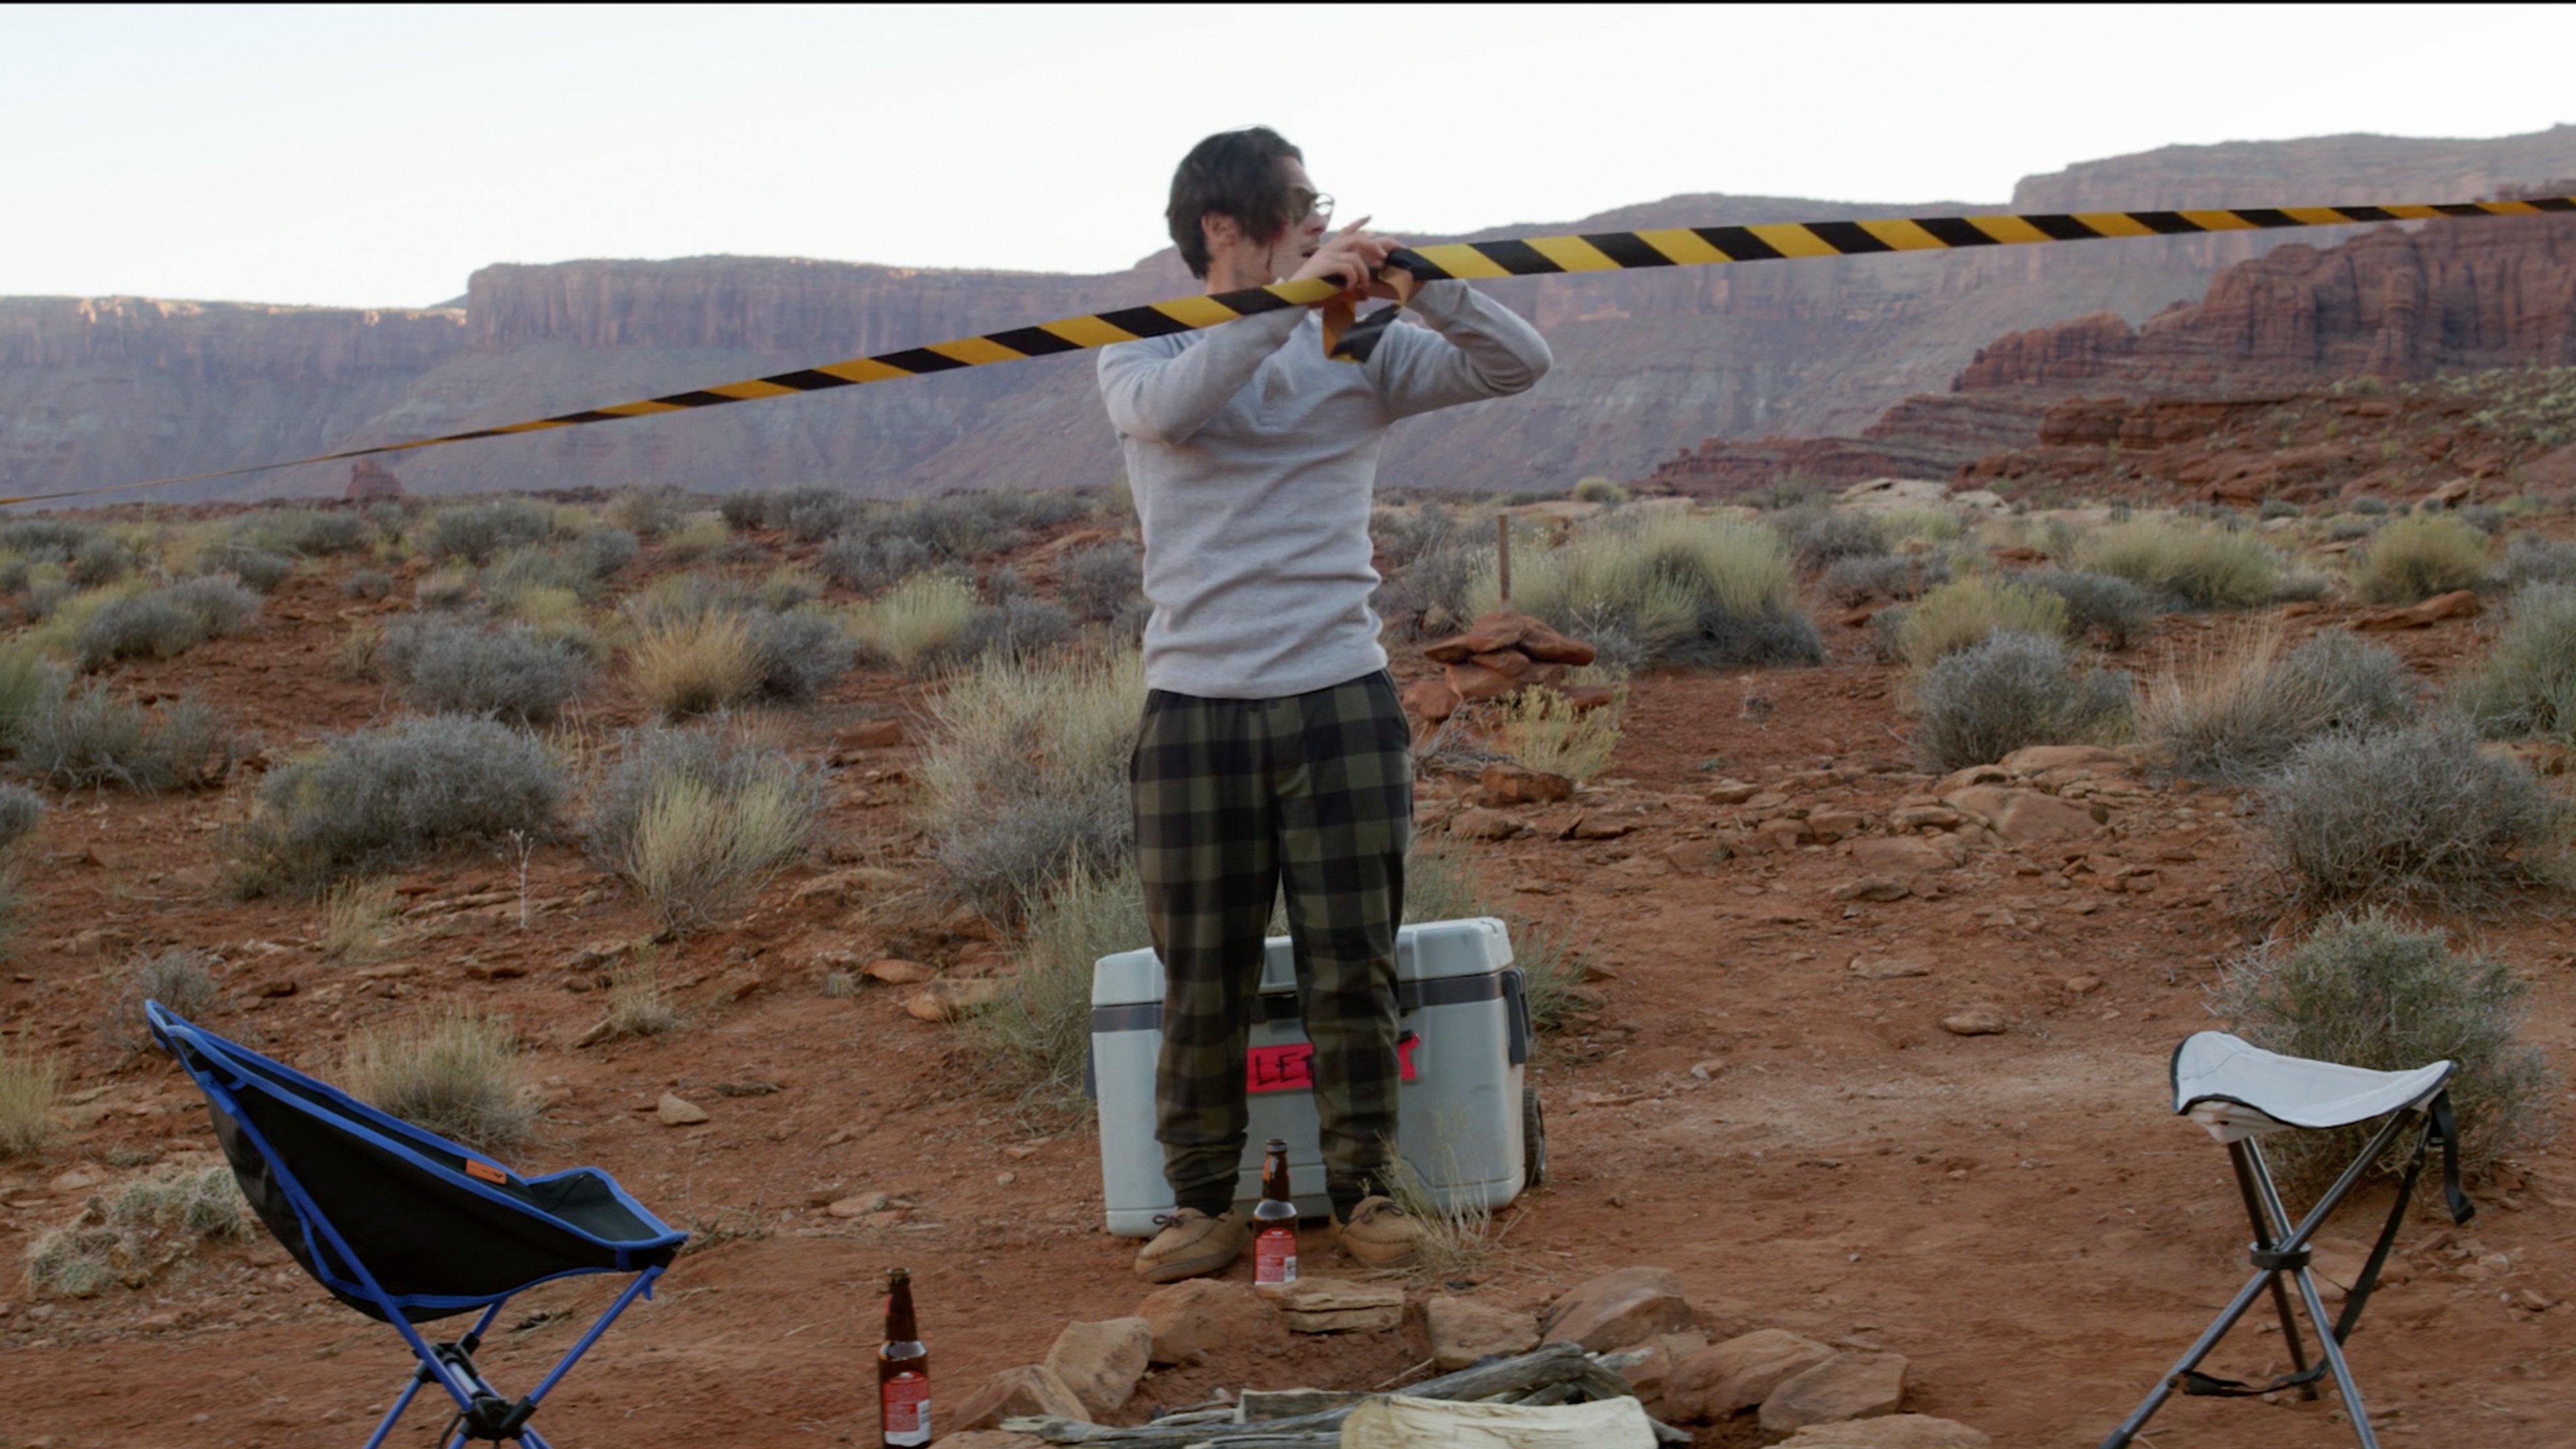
top-left (5, 3), bottom-right (2573, 310)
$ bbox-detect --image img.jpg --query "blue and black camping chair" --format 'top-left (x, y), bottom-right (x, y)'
top-left (148, 1002), bottom-right (687, 1448)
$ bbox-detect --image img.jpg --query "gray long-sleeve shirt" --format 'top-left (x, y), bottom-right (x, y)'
top-left (1097, 280), bottom-right (1552, 698)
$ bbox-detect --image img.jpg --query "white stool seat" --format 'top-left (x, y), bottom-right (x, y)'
top-left (2171, 1032), bottom-right (2453, 1143)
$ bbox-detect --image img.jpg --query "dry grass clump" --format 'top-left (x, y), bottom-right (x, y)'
top-left (1383, 1143), bottom-right (1497, 1279)
top-left (23, 1165), bottom-right (253, 1298)
top-left (971, 859), bottom-right (1145, 1105)
top-left (851, 573), bottom-right (978, 675)
top-left (917, 647), bottom-right (1141, 920)
top-left (2141, 627), bottom-right (2413, 782)
top-left (1775, 507), bottom-right (1886, 570)
top-left (659, 513), bottom-right (733, 564)
top-left (627, 608), bottom-right (761, 718)
top-left (2261, 721), bottom-right (2568, 914)
top-left (2212, 912), bottom-right (2555, 1193)
top-left (2074, 517), bottom-right (2279, 609)
top-left (604, 961), bottom-right (682, 1038)
top-left (0, 1041), bottom-right (60, 1157)
top-left (587, 728), bottom-right (821, 932)
top-left (1494, 684), bottom-right (1626, 782)
top-left (1570, 476), bottom-right (1627, 505)
top-left (223, 715), bottom-right (564, 896)
top-left (1465, 513), bottom-right (1819, 670)
top-left (2457, 584), bottom-right (2576, 743)
top-left (378, 618), bottom-right (593, 726)
top-left (747, 608), bottom-right (858, 701)
top-left (1913, 631), bottom-right (2131, 771)
top-left (0, 783), bottom-right (44, 851)
top-left (316, 878), bottom-right (398, 964)
top-left (18, 685), bottom-right (235, 794)
top-left (345, 1010), bottom-right (532, 1150)
top-left (2354, 513), bottom-right (2490, 604)
top-left (1058, 543), bottom-right (1145, 629)
top-left (1893, 576), bottom-right (2068, 667)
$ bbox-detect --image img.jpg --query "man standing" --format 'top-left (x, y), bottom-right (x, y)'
top-left (1099, 127), bottom-right (1551, 1282)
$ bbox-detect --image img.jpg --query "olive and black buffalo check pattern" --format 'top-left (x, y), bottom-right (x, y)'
top-left (1132, 670), bottom-right (1411, 1216)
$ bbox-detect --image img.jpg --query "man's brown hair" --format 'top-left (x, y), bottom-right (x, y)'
top-left (1167, 126), bottom-right (1303, 281)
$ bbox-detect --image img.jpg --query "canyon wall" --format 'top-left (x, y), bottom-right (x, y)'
top-left (7, 127), bottom-right (2576, 505)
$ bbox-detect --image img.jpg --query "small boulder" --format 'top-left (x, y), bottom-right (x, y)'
top-left (1668, 1328), bottom-right (1836, 1421)
top-left (1136, 1278), bottom-right (1281, 1364)
top-left (1761, 1351), bottom-right (1908, 1433)
top-left (1516, 618), bottom-right (1597, 666)
top-left (2354, 589), bottom-right (2481, 631)
top-left (951, 1365), bottom-right (1088, 1433)
top-left (906, 979), bottom-right (1004, 1022)
top-left (1848, 956), bottom-right (1931, 981)
top-left (1424, 1295), bottom-right (1540, 1370)
top-left (1538, 1266), bottom-right (1691, 1353)
top-left (1782, 1415), bottom-right (1990, 1449)
top-left (1831, 876), bottom-right (1909, 903)
top-left (1468, 649), bottom-right (1533, 678)
top-left (1847, 837), bottom-right (1957, 875)
top-left (1449, 808), bottom-right (1526, 841)
top-left (863, 958), bottom-right (937, 985)
top-left (655, 1093), bottom-right (710, 1126)
top-left (1480, 762), bottom-right (1572, 806)
top-left (827, 1193), bottom-right (890, 1219)
top-left (1940, 1008), bottom-right (2006, 1037)
top-left (1043, 1318), bottom-right (1152, 1417)
top-left (1998, 745), bottom-right (2128, 775)
top-left (1990, 790), bottom-right (2099, 845)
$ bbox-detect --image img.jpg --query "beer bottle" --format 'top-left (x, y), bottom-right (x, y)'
top-left (1253, 1138), bottom-right (1298, 1285)
top-left (879, 1267), bottom-right (930, 1448)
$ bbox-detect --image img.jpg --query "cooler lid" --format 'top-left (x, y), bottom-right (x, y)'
top-left (1090, 918), bottom-right (1513, 1009)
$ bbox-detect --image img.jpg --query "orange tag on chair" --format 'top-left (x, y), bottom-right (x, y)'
top-left (465, 1161), bottom-right (507, 1185)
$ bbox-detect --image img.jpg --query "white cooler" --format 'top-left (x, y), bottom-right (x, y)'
top-left (1087, 916), bottom-right (1544, 1237)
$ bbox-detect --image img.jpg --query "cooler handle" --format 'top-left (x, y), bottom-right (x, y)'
top-left (1501, 967), bottom-right (1531, 1066)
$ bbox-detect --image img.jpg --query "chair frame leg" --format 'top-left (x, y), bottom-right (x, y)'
top-left (2096, 1108), bottom-right (2416, 1449)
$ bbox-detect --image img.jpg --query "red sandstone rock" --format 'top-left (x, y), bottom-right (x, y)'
top-left (2353, 589), bottom-right (2481, 630)
top-left (1399, 679), bottom-right (1460, 725)
top-left (345, 460), bottom-right (404, 500)
top-left (1444, 661), bottom-right (1520, 704)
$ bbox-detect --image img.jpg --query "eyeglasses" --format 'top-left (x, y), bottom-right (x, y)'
top-left (1290, 189), bottom-right (1334, 223)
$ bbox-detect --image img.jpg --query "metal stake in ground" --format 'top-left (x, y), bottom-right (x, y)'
top-left (1497, 515), bottom-right (1512, 606)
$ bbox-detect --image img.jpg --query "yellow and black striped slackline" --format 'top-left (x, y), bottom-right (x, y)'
top-left (19, 195), bottom-right (2575, 509)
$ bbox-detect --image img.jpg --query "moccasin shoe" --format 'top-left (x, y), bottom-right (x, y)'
top-left (1330, 1195), bottom-right (1422, 1269)
top-left (1132, 1208), bottom-right (1251, 1283)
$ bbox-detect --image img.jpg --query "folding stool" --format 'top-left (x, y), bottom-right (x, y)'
top-left (148, 1002), bottom-right (688, 1448)
top-left (2099, 1030), bottom-right (2473, 1449)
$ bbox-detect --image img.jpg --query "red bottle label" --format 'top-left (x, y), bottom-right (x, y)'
top-left (882, 1371), bottom-right (930, 1446)
top-left (1254, 1226), bottom-right (1297, 1285)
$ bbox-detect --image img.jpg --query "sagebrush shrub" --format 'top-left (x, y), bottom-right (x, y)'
top-left (2144, 628), bottom-right (2414, 782)
top-left (345, 1010), bottom-right (532, 1150)
top-left (747, 608), bottom-right (857, 701)
top-left (0, 519), bottom-right (94, 562)
top-left (659, 513), bottom-right (732, 563)
top-left (884, 493), bottom-right (1034, 561)
top-left (1896, 576), bottom-right (2068, 667)
top-left (953, 598), bottom-right (1076, 667)
top-left (2457, 584), bottom-right (2576, 742)
top-left (232, 507), bottom-right (368, 557)
top-left (1058, 543), bottom-right (1143, 624)
top-left (2212, 912), bottom-right (2555, 1191)
top-left (971, 860), bottom-right (1147, 1103)
top-left (1913, 631), bottom-right (2131, 771)
top-left (1570, 476), bottom-right (1627, 505)
top-left (73, 578), bottom-right (260, 669)
top-left (2500, 535), bottom-right (2576, 590)
top-left (211, 544), bottom-right (294, 592)
top-left (224, 715), bottom-right (564, 894)
top-left (421, 498), bottom-right (554, 565)
top-left (1370, 502), bottom-right (1462, 570)
top-left (2262, 721), bottom-right (2567, 912)
top-left (1466, 513), bottom-right (1819, 669)
top-left (67, 535), bottom-right (127, 588)
top-left (775, 485), bottom-right (867, 542)
top-left (2355, 514), bottom-right (2489, 604)
top-left (818, 531), bottom-right (934, 594)
top-left (756, 566), bottom-right (822, 612)
top-left (718, 490), bottom-right (777, 530)
top-left (0, 647), bottom-right (62, 745)
top-left (588, 729), bottom-right (820, 932)
top-left (379, 619), bottom-right (592, 725)
top-left (1372, 531), bottom-right (1485, 639)
top-left (918, 648), bottom-right (1140, 919)
top-left (608, 485), bottom-right (692, 539)
top-left (1819, 554), bottom-right (1937, 607)
top-left (0, 783), bottom-right (42, 850)
top-left (2023, 569), bottom-right (2155, 650)
top-left (116, 948), bottom-right (220, 1046)
top-left (19, 685), bottom-right (234, 793)
top-left (2075, 517), bottom-right (2279, 609)
top-left (341, 568), bottom-right (394, 600)
top-left (1778, 508), bottom-right (1886, 570)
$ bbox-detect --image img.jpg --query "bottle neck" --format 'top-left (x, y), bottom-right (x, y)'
top-left (884, 1280), bottom-right (919, 1343)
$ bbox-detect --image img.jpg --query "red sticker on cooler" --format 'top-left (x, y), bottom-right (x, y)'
top-left (1247, 1034), bottom-right (1416, 1094)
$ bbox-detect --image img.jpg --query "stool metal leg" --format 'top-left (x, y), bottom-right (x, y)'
top-left (2099, 1110), bottom-right (2419, 1449)
top-left (2229, 1141), bottom-right (2317, 1398)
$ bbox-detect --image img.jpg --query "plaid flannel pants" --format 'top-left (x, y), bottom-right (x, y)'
top-left (1132, 669), bottom-right (1411, 1218)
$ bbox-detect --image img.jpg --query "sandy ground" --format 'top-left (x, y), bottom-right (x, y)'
top-left (3, 534), bottom-right (2573, 1449)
